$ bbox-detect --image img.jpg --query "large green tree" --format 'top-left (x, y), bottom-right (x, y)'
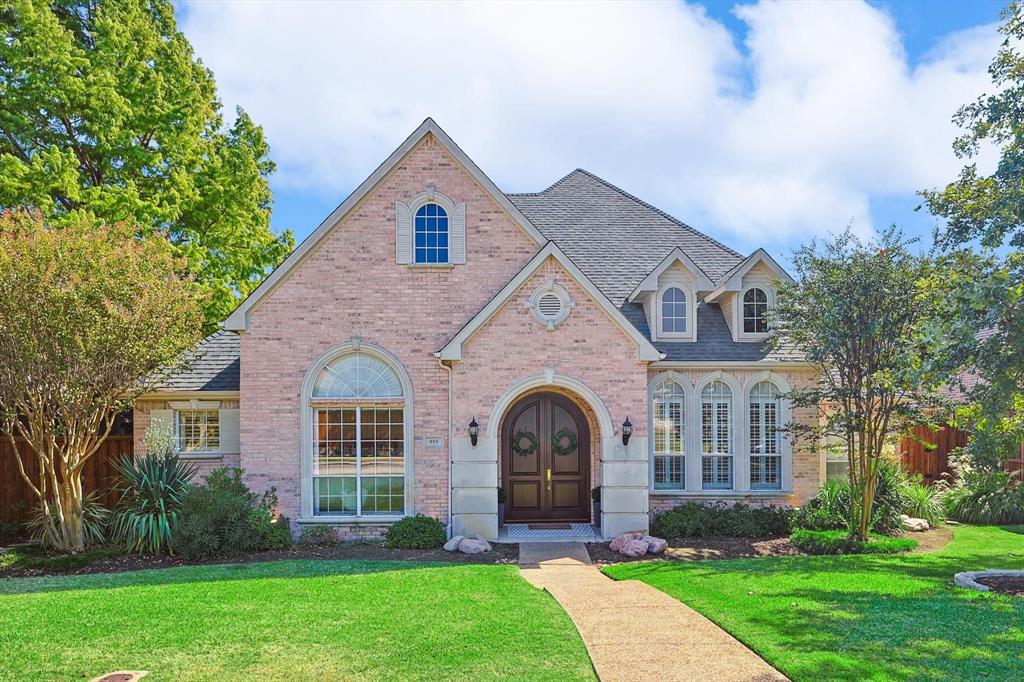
top-left (0, 210), bottom-right (204, 552)
top-left (921, 1), bottom-right (1023, 468)
top-left (773, 229), bottom-right (943, 540)
top-left (0, 0), bottom-right (293, 321)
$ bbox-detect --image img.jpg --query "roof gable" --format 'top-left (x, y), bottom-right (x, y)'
top-left (626, 247), bottom-right (715, 302)
top-left (437, 243), bottom-right (662, 362)
top-left (224, 118), bottom-right (546, 331)
top-left (705, 248), bottom-right (793, 301)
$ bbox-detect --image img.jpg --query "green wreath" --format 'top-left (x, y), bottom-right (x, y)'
top-left (512, 430), bottom-right (539, 457)
top-left (552, 428), bottom-right (578, 457)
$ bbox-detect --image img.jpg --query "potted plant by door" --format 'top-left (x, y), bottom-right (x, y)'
top-left (497, 486), bottom-right (506, 527)
top-left (591, 486), bottom-right (601, 528)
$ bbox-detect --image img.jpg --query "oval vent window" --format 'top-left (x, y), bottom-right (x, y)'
top-left (538, 293), bottom-right (563, 319)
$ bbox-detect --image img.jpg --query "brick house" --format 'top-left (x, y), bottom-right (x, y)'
top-left (134, 119), bottom-right (822, 541)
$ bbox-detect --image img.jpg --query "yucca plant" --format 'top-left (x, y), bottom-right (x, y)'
top-left (111, 453), bottom-right (197, 554)
top-left (902, 478), bottom-right (946, 525)
top-left (27, 490), bottom-right (111, 550)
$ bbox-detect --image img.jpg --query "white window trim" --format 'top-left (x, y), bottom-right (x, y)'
top-left (167, 400), bottom-right (221, 457)
top-left (396, 186), bottom-right (466, 267)
top-left (298, 341), bottom-right (415, 522)
top-left (736, 286), bottom-right (774, 342)
top-left (648, 372), bottom-right (692, 493)
top-left (654, 281), bottom-right (696, 342)
top-left (743, 372), bottom-right (792, 493)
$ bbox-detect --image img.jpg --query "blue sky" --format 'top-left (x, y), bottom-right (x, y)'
top-left (179, 1), bottom-right (1006, 262)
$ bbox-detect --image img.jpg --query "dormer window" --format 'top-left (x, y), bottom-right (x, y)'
top-left (742, 287), bottom-right (769, 334)
top-left (414, 203), bottom-right (449, 264)
top-left (661, 287), bottom-right (687, 334)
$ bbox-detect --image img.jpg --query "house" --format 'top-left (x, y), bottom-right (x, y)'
top-left (132, 119), bottom-right (822, 541)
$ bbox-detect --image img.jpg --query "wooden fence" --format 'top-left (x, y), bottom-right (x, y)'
top-left (900, 424), bottom-right (1024, 484)
top-left (0, 435), bottom-right (132, 523)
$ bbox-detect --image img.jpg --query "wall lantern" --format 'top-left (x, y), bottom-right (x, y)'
top-left (468, 417), bottom-right (479, 447)
top-left (621, 416), bottom-right (632, 446)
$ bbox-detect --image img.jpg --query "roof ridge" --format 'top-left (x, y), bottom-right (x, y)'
top-left (572, 168), bottom-right (743, 259)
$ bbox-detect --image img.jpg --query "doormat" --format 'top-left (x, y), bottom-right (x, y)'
top-left (529, 524), bottom-right (571, 530)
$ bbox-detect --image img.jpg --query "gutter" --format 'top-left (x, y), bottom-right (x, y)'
top-left (436, 355), bottom-right (454, 538)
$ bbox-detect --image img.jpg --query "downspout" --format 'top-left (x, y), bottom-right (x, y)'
top-left (436, 355), bottom-right (454, 538)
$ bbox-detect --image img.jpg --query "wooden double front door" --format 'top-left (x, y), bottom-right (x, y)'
top-left (502, 392), bottom-right (591, 523)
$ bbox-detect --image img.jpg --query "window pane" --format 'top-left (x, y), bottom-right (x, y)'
top-left (177, 410), bottom-right (218, 453)
top-left (661, 287), bottom-right (687, 333)
top-left (702, 455), bottom-right (732, 490)
top-left (653, 455), bottom-right (684, 490)
top-left (315, 476), bottom-right (357, 515)
top-left (751, 455), bottom-right (781, 490)
top-left (743, 288), bottom-right (769, 333)
top-left (414, 203), bottom-right (449, 264)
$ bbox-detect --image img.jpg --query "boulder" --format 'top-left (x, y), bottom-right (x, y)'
top-left (620, 539), bottom-right (650, 557)
top-left (899, 514), bottom-right (930, 532)
top-left (643, 536), bottom-right (668, 554)
top-left (458, 538), bottom-right (492, 554)
top-left (609, 532), bottom-right (644, 552)
top-left (443, 535), bottom-right (464, 552)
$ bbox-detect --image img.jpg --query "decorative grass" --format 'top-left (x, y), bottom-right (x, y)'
top-left (789, 529), bottom-right (918, 555)
top-left (605, 525), bottom-right (1024, 681)
top-left (0, 560), bottom-right (595, 681)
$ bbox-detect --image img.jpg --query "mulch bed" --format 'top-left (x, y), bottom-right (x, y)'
top-left (587, 525), bottom-right (955, 565)
top-left (0, 542), bottom-right (519, 580)
top-left (587, 536), bottom-right (800, 566)
top-left (976, 576), bottom-right (1024, 597)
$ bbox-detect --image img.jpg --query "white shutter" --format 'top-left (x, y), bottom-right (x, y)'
top-left (395, 201), bottom-right (413, 264)
top-left (148, 409), bottom-right (174, 455)
top-left (219, 408), bottom-right (240, 454)
top-left (450, 202), bottom-right (466, 264)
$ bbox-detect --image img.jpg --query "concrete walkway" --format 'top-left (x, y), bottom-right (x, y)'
top-left (519, 543), bottom-right (787, 682)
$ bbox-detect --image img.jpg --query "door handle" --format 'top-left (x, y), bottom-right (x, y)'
top-left (546, 468), bottom-right (552, 490)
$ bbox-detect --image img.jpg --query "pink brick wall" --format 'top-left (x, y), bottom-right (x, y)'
top-left (239, 134), bottom-right (540, 522)
top-left (453, 258), bottom-right (650, 490)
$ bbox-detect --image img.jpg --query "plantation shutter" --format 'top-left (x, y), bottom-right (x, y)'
top-left (149, 409), bottom-right (174, 455)
top-left (395, 201), bottom-right (413, 264)
top-left (219, 409), bottom-right (240, 454)
top-left (450, 203), bottom-right (467, 264)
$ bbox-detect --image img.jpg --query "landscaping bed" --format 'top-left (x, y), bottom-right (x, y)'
top-left (0, 540), bottom-right (519, 579)
top-left (977, 575), bottom-right (1024, 597)
top-left (588, 535), bottom-right (799, 565)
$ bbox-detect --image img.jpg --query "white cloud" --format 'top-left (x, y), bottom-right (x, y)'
top-left (180, 0), bottom-right (1000, 250)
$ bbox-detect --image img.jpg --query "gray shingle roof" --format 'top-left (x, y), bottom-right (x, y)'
top-left (508, 169), bottom-right (743, 306)
top-left (157, 330), bottom-right (240, 392)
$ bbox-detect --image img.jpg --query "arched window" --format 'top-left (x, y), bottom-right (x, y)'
top-left (310, 352), bottom-right (407, 517)
top-left (701, 381), bottom-right (732, 490)
top-left (661, 287), bottom-right (687, 334)
top-left (414, 203), bottom-right (449, 264)
top-left (749, 381), bottom-right (782, 490)
top-left (743, 287), bottom-right (768, 334)
top-left (652, 380), bottom-right (685, 490)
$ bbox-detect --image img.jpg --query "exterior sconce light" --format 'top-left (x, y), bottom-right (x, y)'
top-left (468, 417), bottom-right (479, 447)
top-left (621, 417), bottom-right (632, 446)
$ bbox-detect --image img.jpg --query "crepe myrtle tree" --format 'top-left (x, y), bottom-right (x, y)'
top-left (0, 210), bottom-right (203, 552)
top-left (772, 228), bottom-right (944, 541)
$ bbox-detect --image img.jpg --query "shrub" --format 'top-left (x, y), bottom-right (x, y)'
top-left (902, 478), bottom-right (946, 525)
top-left (790, 529), bottom-right (917, 555)
top-left (111, 453), bottom-right (197, 554)
top-left (651, 502), bottom-right (792, 539)
top-left (299, 524), bottom-right (338, 545)
top-left (174, 468), bottom-right (291, 558)
top-left (870, 458), bottom-right (911, 535)
top-left (383, 515), bottom-right (447, 549)
top-left (26, 490), bottom-right (110, 549)
top-left (942, 472), bottom-right (1024, 524)
top-left (793, 460), bottom-right (913, 535)
top-left (793, 479), bottom-right (850, 531)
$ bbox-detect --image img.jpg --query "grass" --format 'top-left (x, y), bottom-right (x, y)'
top-left (0, 560), bottom-right (596, 681)
top-left (604, 525), bottom-right (1024, 681)
top-left (0, 544), bottom-right (121, 572)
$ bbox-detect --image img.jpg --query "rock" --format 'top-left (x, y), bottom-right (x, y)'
top-left (458, 538), bottom-right (492, 554)
top-left (643, 536), bottom-right (668, 554)
top-left (899, 515), bottom-right (929, 532)
top-left (620, 539), bottom-right (650, 557)
top-left (609, 532), bottom-right (644, 552)
top-left (443, 535), bottom-right (464, 552)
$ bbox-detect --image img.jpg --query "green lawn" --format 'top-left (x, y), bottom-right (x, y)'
top-left (605, 525), bottom-right (1024, 681)
top-left (0, 560), bottom-right (596, 681)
